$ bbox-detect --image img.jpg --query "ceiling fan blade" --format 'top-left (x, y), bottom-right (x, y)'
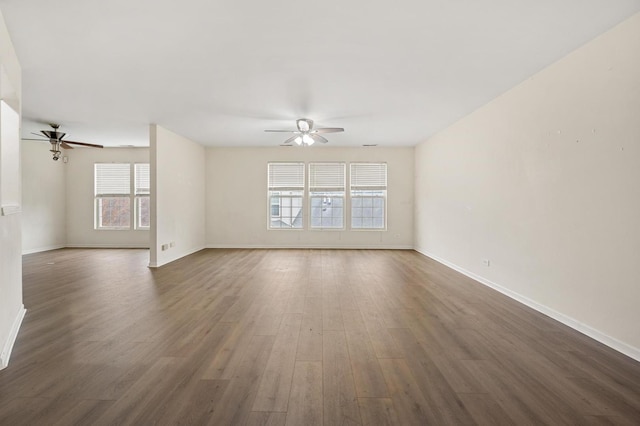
top-left (31, 132), bottom-right (47, 138)
top-left (62, 140), bottom-right (104, 148)
top-left (313, 127), bottom-right (344, 134)
top-left (60, 142), bottom-right (74, 149)
top-left (23, 138), bottom-right (49, 142)
top-left (264, 129), bottom-right (299, 133)
top-left (310, 134), bottom-right (329, 144)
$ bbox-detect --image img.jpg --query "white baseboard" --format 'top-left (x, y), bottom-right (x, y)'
top-left (1, 305), bottom-right (26, 370)
top-left (65, 244), bottom-right (149, 249)
top-left (205, 244), bottom-right (414, 250)
top-left (149, 246), bottom-right (205, 268)
top-left (22, 244), bottom-right (66, 255)
top-left (414, 248), bottom-right (640, 363)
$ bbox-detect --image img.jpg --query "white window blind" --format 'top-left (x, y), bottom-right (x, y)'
top-left (135, 163), bottom-right (150, 195)
top-left (309, 162), bottom-right (345, 191)
top-left (268, 163), bottom-right (305, 190)
top-left (95, 163), bottom-right (131, 196)
top-left (350, 163), bottom-right (387, 190)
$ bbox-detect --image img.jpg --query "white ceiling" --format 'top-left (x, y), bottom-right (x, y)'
top-left (1, 0), bottom-right (639, 147)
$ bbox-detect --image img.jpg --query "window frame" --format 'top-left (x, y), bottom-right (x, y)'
top-left (308, 162), bottom-right (346, 231)
top-left (94, 162), bottom-right (150, 231)
top-left (94, 163), bottom-right (132, 230)
top-left (267, 162), bottom-right (305, 230)
top-left (134, 163), bottom-right (150, 230)
top-left (349, 162), bottom-right (387, 231)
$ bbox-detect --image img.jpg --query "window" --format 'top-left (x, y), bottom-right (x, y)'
top-left (95, 162), bottom-right (150, 230)
top-left (350, 163), bottom-right (387, 230)
top-left (268, 163), bottom-right (304, 229)
top-left (95, 163), bottom-right (131, 229)
top-left (135, 163), bottom-right (150, 229)
top-left (309, 162), bottom-right (345, 229)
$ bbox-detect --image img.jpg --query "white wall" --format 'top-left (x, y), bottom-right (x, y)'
top-left (21, 140), bottom-right (66, 253)
top-left (0, 9), bottom-right (23, 369)
top-left (150, 125), bottom-right (205, 267)
top-left (415, 13), bottom-right (640, 360)
top-left (65, 147), bottom-right (149, 248)
top-left (205, 147), bottom-right (414, 248)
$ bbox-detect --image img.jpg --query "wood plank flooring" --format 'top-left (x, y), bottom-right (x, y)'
top-left (1, 248), bottom-right (640, 425)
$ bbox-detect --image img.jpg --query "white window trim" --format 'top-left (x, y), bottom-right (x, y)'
top-left (349, 162), bottom-right (388, 231)
top-left (266, 161), bottom-right (388, 232)
top-left (94, 163), bottom-right (131, 230)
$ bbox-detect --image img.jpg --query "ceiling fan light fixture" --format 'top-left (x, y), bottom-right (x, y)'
top-left (297, 119), bottom-right (311, 132)
top-left (49, 141), bottom-right (62, 160)
top-left (265, 118), bottom-right (343, 146)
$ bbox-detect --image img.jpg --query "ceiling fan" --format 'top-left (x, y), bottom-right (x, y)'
top-left (24, 123), bottom-right (104, 161)
top-left (265, 118), bottom-right (344, 146)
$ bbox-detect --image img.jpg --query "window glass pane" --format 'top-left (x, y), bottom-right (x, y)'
top-left (137, 196), bottom-right (150, 228)
top-left (97, 197), bottom-right (130, 228)
top-left (270, 195), bottom-right (303, 229)
top-left (310, 194), bottom-right (344, 229)
top-left (309, 163), bottom-right (345, 230)
top-left (268, 164), bottom-right (304, 229)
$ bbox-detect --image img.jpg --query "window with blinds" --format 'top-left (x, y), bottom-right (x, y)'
top-left (350, 163), bottom-right (387, 229)
top-left (95, 163), bottom-right (131, 229)
top-left (94, 163), bottom-right (150, 230)
top-left (268, 162), bottom-right (304, 229)
top-left (309, 162), bottom-right (345, 229)
top-left (135, 163), bottom-right (150, 229)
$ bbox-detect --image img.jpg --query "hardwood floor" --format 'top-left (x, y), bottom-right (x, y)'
top-left (2, 248), bottom-right (640, 425)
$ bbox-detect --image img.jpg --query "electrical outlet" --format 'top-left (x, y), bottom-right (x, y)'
top-left (170, 241), bottom-right (175, 248)
top-left (482, 259), bottom-right (490, 267)
top-left (161, 244), bottom-right (169, 251)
